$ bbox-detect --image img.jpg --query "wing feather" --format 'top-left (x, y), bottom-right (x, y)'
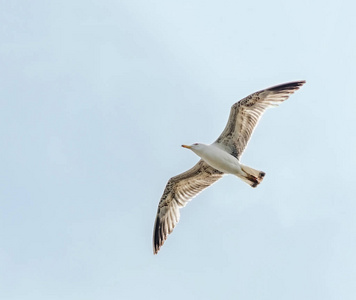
top-left (215, 80), bottom-right (306, 158)
top-left (153, 160), bottom-right (223, 254)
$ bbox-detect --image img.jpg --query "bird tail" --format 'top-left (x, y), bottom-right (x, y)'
top-left (239, 164), bottom-right (265, 188)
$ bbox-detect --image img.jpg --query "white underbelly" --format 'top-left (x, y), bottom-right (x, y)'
top-left (200, 147), bottom-right (242, 175)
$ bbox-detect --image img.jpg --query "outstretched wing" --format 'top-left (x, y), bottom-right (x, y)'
top-left (153, 160), bottom-right (223, 254)
top-left (215, 80), bottom-right (306, 159)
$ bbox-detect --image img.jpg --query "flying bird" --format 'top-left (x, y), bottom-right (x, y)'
top-left (153, 80), bottom-right (306, 254)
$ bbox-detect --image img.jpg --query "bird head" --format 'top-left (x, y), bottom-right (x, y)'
top-left (182, 143), bottom-right (206, 154)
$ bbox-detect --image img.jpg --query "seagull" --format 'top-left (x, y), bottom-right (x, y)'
top-left (153, 80), bottom-right (306, 254)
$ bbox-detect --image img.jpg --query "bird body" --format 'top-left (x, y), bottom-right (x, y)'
top-left (153, 80), bottom-right (306, 254)
top-left (183, 143), bottom-right (258, 177)
top-left (182, 143), bottom-right (263, 186)
top-left (184, 143), bottom-right (242, 175)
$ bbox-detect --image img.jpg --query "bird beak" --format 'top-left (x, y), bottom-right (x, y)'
top-left (181, 145), bottom-right (191, 149)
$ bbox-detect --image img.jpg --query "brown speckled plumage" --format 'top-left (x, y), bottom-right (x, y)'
top-left (153, 159), bottom-right (223, 254)
top-left (215, 81), bottom-right (306, 159)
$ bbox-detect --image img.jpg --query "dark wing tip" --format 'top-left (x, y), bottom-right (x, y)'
top-left (153, 215), bottom-right (162, 255)
top-left (267, 80), bottom-right (306, 93)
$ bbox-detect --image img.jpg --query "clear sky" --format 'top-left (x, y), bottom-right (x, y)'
top-left (1, 1), bottom-right (356, 299)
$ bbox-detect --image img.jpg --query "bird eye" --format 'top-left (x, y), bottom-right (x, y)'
top-left (194, 143), bottom-right (198, 145)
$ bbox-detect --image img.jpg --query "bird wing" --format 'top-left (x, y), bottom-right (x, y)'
top-left (214, 80), bottom-right (306, 159)
top-left (153, 159), bottom-right (223, 254)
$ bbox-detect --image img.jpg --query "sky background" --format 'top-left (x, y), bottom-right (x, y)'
top-left (1, 1), bottom-right (356, 299)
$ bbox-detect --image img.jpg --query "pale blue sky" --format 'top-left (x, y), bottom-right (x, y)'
top-left (1, 1), bottom-right (356, 299)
